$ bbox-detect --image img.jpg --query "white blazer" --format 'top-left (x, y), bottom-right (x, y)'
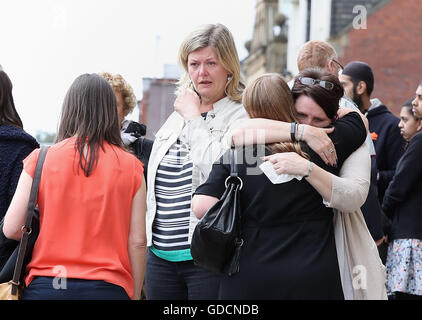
top-left (146, 97), bottom-right (248, 246)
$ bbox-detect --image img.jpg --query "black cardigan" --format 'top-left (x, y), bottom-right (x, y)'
top-left (382, 131), bottom-right (422, 241)
top-left (0, 124), bottom-right (39, 219)
top-left (0, 124), bottom-right (39, 271)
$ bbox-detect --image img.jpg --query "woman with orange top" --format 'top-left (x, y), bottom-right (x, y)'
top-left (2, 74), bottom-right (147, 300)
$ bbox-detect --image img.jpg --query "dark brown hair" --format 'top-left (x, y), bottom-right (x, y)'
top-left (402, 98), bottom-right (418, 119)
top-left (56, 74), bottom-right (123, 176)
top-left (0, 71), bottom-right (23, 128)
top-left (292, 68), bottom-right (344, 121)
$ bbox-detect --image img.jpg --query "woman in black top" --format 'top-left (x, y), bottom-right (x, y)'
top-left (0, 70), bottom-right (39, 279)
top-left (382, 83), bottom-right (422, 300)
top-left (192, 71), bottom-right (366, 299)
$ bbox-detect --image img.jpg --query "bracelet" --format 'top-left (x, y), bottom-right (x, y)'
top-left (299, 124), bottom-right (305, 141)
top-left (304, 161), bottom-right (313, 178)
top-left (290, 122), bottom-right (297, 142)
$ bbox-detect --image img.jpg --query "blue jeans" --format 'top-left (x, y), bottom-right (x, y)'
top-left (145, 248), bottom-right (221, 300)
top-left (22, 276), bottom-right (130, 300)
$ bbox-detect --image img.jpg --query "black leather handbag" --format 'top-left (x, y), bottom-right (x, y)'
top-left (0, 146), bottom-right (48, 292)
top-left (191, 148), bottom-right (243, 276)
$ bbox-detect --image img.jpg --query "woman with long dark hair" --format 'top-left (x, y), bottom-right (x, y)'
top-left (3, 74), bottom-right (147, 300)
top-left (0, 70), bottom-right (39, 276)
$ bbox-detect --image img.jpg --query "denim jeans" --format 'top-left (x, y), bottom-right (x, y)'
top-left (22, 276), bottom-right (130, 300)
top-left (145, 248), bottom-right (221, 300)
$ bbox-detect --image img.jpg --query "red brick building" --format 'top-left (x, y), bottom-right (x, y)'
top-left (333, 0), bottom-right (422, 115)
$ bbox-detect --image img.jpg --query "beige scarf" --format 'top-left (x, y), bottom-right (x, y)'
top-left (334, 209), bottom-right (388, 300)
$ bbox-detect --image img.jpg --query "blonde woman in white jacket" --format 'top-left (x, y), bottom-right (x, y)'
top-left (144, 24), bottom-right (248, 300)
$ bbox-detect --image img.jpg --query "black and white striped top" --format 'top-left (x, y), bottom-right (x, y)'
top-left (152, 139), bottom-right (193, 252)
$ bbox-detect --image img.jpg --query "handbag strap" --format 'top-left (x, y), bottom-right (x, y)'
top-left (230, 147), bottom-right (238, 177)
top-left (11, 146), bottom-right (49, 293)
top-left (225, 147), bottom-right (243, 189)
top-left (227, 147), bottom-right (243, 276)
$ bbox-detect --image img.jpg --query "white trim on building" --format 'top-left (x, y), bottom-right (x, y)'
top-left (284, 0), bottom-right (332, 76)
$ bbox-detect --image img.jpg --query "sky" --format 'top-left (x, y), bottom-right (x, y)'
top-left (0, 0), bottom-right (256, 136)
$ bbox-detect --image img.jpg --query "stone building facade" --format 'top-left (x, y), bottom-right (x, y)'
top-left (241, 0), bottom-right (289, 82)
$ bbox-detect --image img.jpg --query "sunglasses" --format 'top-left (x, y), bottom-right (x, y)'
top-left (298, 77), bottom-right (335, 90)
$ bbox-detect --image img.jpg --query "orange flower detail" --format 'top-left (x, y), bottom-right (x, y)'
top-left (370, 132), bottom-right (379, 141)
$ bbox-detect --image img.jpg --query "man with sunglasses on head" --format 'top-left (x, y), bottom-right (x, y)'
top-left (295, 41), bottom-right (390, 264)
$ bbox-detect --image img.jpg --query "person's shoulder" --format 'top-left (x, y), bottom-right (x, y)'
top-left (22, 147), bottom-right (42, 173)
top-left (111, 145), bottom-right (144, 169)
top-left (403, 133), bottom-right (422, 159)
top-left (334, 111), bottom-right (361, 126)
top-left (340, 96), bottom-right (359, 111)
top-left (48, 136), bottom-right (76, 153)
top-left (0, 124), bottom-right (39, 148)
top-left (410, 131), bottom-right (422, 144)
top-left (382, 105), bottom-right (400, 120)
top-left (369, 105), bottom-right (399, 120)
top-left (113, 144), bottom-right (137, 158)
top-left (221, 99), bottom-right (248, 120)
top-left (377, 108), bottom-right (400, 128)
top-left (215, 97), bottom-right (244, 111)
top-left (0, 124), bottom-right (21, 137)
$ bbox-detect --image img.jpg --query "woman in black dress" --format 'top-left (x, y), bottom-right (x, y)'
top-left (191, 70), bottom-right (366, 299)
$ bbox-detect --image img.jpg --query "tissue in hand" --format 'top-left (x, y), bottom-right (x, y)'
top-left (259, 161), bottom-right (303, 184)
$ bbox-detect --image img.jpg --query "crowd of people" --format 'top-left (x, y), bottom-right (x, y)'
top-left (0, 23), bottom-right (421, 300)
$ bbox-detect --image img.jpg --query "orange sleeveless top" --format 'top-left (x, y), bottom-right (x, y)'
top-left (23, 137), bottom-right (143, 298)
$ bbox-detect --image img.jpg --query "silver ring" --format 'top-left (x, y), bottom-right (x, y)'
top-left (328, 148), bottom-right (334, 154)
